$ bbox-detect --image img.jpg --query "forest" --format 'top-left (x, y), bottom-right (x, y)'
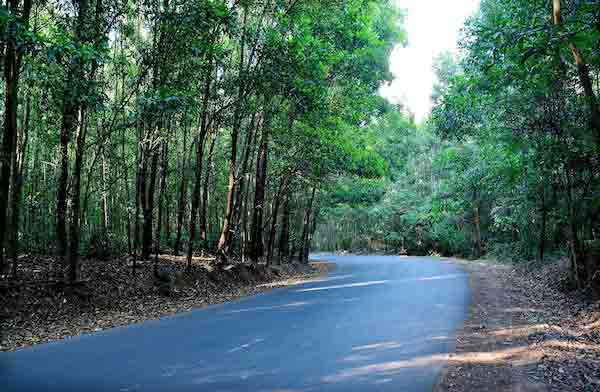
top-left (0, 0), bottom-right (401, 283)
top-left (315, 0), bottom-right (600, 290)
top-left (2, 1), bottom-right (599, 388)
top-left (0, 0), bottom-right (599, 319)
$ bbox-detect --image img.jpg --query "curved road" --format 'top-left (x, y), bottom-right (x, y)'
top-left (1, 256), bottom-right (470, 392)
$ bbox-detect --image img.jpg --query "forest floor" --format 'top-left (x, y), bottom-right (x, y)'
top-left (0, 255), bottom-right (332, 352)
top-left (436, 258), bottom-right (600, 392)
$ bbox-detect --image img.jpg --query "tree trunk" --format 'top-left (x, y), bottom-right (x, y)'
top-left (141, 147), bottom-right (159, 260)
top-left (200, 128), bottom-right (218, 246)
top-left (58, 0), bottom-right (90, 280)
top-left (306, 206), bottom-right (319, 261)
top-left (67, 0), bottom-right (103, 282)
top-left (173, 119), bottom-right (189, 255)
top-left (186, 58), bottom-right (213, 270)
top-left (266, 176), bottom-right (287, 265)
top-left (299, 187), bottom-right (317, 264)
top-left (216, 115), bottom-right (242, 258)
top-left (57, 105), bottom-right (72, 261)
top-left (553, 0), bottom-right (600, 143)
top-left (100, 147), bottom-right (109, 234)
top-left (566, 168), bottom-right (584, 287)
top-left (133, 131), bottom-right (143, 273)
top-left (154, 138), bottom-right (168, 274)
top-left (67, 107), bottom-right (87, 282)
top-left (250, 111), bottom-right (270, 263)
top-left (569, 45), bottom-right (600, 143)
top-left (0, 0), bottom-right (31, 273)
top-left (240, 167), bottom-right (253, 261)
top-left (217, 6), bottom-right (248, 259)
top-left (233, 114), bottom-right (258, 254)
top-left (278, 190), bottom-right (291, 263)
top-left (7, 94), bottom-right (31, 276)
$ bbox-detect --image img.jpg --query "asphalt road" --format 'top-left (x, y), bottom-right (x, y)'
top-left (1, 255), bottom-right (470, 392)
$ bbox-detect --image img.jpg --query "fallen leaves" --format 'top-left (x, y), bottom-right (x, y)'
top-left (436, 258), bottom-right (600, 392)
top-left (0, 255), bottom-right (320, 352)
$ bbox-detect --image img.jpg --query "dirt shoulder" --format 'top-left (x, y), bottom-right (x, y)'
top-left (435, 258), bottom-right (600, 392)
top-left (1, 256), bottom-right (331, 352)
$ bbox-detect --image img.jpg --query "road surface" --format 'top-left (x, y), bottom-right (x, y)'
top-left (1, 255), bottom-right (470, 392)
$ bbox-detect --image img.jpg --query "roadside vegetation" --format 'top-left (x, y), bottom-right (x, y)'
top-left (0, 0), bottom-right (401, 349)
top-left (0, 1), bottom-right (598, 386)
top-left (314, 0), bottom-right (600, 292)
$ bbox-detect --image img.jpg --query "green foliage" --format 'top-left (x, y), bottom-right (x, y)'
top-left (315, 0), bottom-right (600, 276)
top-left (2, 0), bottom-right (404, 265)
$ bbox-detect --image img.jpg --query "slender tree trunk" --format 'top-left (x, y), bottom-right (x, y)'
top-left (186, 59), bottom-right (213, 270)
top-left (217, 115), bottom-right (242, 258)
top-left (569, 45), bottom-right (600, 143)
top-left (278, 190), bottom-right (291, 262)
top-left (100, 147), bottom-right (109, 234)
top-left (173, 118), bottom-right (189, 255)
top-left (233, 114), bottom-right (258, 254)
top-left (57, 108), bottom-right (72, 260)
top-left (250, 113), bottom-right (270, 263)
top-left (217, 6), bottom-right (248, 259)
top-left (200, 128), bottom-right (218, 246)
top-left (0, 0), bottom-right (31, 273)
top-left (154, 139), bottom-right (168, 274)
top-left (58, 0), bottom-right (89, 280)
top-left (141, 147), bottom-right (159, 260)
top-left (250, 131), bottom-right (269, 262)
top-left (133, 130), bottom-right (143, 273)
top-left (566, 168), bottom-right (584, 287)
top-left (299, 187), bottom-right (316, 264)
top-left (240, 168), bottom-right (253, 261)
top-left (306, 206), bottom-right (319, 260)
top-left (266, 176), bottom-right (287, 265)
top-left (553, 0), bottom-right (600, 143)
top-left (7, 95), bottom-right (30, 276)
top-left (67, 107), bottom-right (87, 282)
top-left (122, 126), bottom-right (132, 256)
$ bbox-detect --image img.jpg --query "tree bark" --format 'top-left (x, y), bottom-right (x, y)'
top-left (0, 0), bottom-right (32, 273)
top-left (250, 111), bottom-right (270, 263)
top-left (233, 114), bottom-right (258, 254)
top-left (278, 190), bottom-right (291, 263)
top-left (299, 187), bottom-right (317, 264)
top-left (100, 147), bottom-right (109, 234)
top-left (553, 0), bottom-right (600, 143)
top-left (200, 127), bottom-right (218, 246)
top-left (58, 0), bottom-right (90, 281)
top-left (67, 107), bottom-right (87, 282)
top-left (7, 94), bottom-right (31, 276)
top-left (154, 138), bottom-right (169, 274)
top-left (141, 147), bottom-right (159, 260)
top-left (186, 57), bottom-right (213, 270)
top-left (567, 172), bottom-right (582, 287)
top-left (173, 118), bottom-right (189, 255)
top-left (217, 5), bottom-right (248, 259)
top-left (266, 176), bottom-right (287, 265)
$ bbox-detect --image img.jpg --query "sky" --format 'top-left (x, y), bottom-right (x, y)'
top-left (379, 0), bottom-right (481, 121)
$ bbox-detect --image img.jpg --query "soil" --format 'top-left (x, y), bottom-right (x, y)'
top-left (436, 258), bottom-right (600, 392)
top-left (0, 255), bottom-right (328, 352)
